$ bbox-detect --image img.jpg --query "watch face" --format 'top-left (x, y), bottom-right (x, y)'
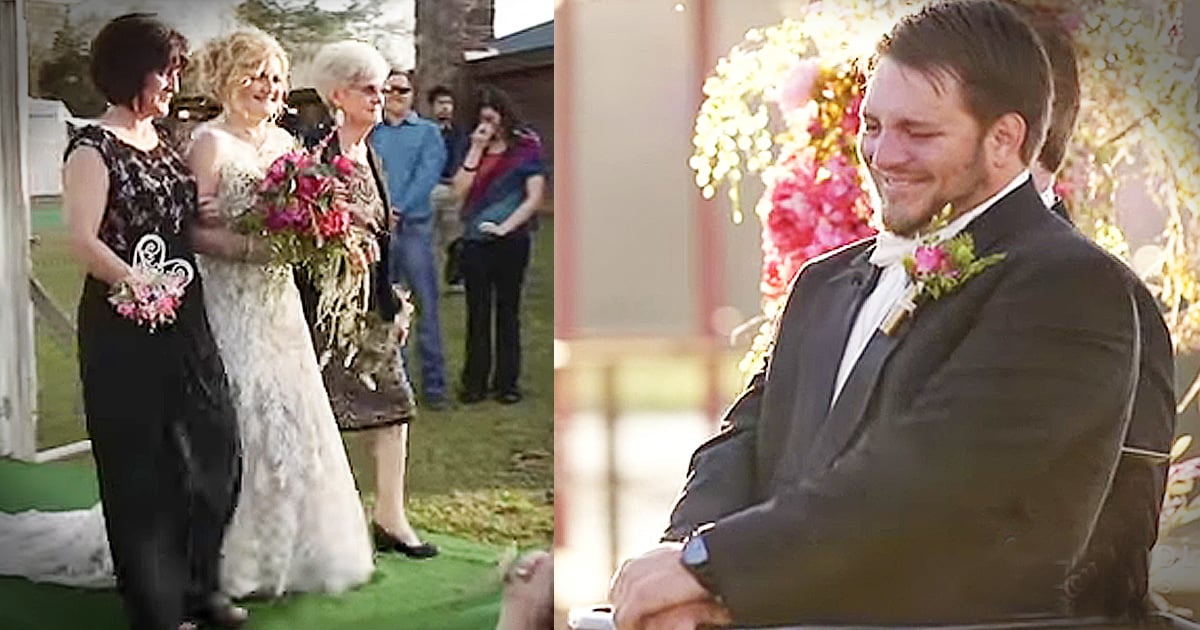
top-left (682, 535), bottom-right (709, 567)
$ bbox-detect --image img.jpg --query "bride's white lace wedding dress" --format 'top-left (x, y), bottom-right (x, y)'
top-left (0, 122), bottom-right (375, 598)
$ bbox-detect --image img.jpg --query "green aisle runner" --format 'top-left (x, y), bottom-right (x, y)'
top-left (0, 458), bottom-right (503, 630)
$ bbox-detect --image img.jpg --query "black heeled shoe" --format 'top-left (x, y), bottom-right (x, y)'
top-left (187, 594), bottom-right (248, 629)
top-left (372, 522), bottom-right (440, 559)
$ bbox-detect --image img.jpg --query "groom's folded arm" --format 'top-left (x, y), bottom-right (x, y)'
top-left (662, 368), bottom-right (766, 543)
top-left (698, 255), bottom-right (1139, 623)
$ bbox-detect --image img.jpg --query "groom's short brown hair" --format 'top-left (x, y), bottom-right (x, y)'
top-left (871, 0), bottom-right (1052, 164)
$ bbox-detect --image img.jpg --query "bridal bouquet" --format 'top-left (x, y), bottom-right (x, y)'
top-left (236, 148), bottom-right (378, 270)
top-left (235, 142), bottom-right (381, 356)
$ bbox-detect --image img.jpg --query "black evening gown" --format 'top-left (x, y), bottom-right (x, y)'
top-left (68, 125), bottom-right (241, 630)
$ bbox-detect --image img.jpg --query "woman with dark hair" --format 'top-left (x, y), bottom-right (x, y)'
top-left (58, 13), bottom-right (242, 630)
top-left (450, 85), bottom-right (547, 404)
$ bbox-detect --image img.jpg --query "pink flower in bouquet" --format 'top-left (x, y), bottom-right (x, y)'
top-left (260, 150), bottom-right (311, 191)
top-left (317, 205), bottom-right (351, 238)
top-left (262, 162), bottom-right (289, 191)
top-left (295, 173), bottom-right (333, 203)
top-left (913, 245), bottom-right (954, 276)
top-left (331, 155), bottom-right (356, 178)
top-left (108, 268), bottom-right (188, 332)
top-left (286, 150), bottom-right (316, 169)
top-left (774, 58), bottom-right (822, 115)
top-left (264, 201), bottom-right (309, 232)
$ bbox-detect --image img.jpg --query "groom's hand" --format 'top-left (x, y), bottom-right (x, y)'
top-left (609, 545), bottom-right (717, 629)
top-left (643, 600), bottom-right (731, 630)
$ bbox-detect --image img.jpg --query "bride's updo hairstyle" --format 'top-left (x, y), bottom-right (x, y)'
top-left (193, 27), bottom-right (289, 115)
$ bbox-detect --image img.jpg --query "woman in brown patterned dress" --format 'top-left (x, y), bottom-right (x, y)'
top-left (295, 40), bottom-right (437, 559)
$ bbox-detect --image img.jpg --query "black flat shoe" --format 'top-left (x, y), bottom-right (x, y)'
top-left (372, 522), bottom-right (440, 559)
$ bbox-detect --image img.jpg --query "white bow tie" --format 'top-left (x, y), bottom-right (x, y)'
top-left (869, 230), bottom-right (920, 268)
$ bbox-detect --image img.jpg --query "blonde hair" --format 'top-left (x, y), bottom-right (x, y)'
top-left (309, 40), bottom-right (389, 108)
top-left (194, 28), bottom-right (289, 111)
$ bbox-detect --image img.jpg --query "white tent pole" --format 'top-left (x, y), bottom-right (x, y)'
top-left (0, 0), bottom-right (38, 461)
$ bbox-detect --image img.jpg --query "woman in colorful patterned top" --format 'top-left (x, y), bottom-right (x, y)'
top-left (450, 86), bottom-right (547, 405)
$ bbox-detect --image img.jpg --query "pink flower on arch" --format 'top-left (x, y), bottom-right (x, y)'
top-left (774, 58), bottom-right (822, 115)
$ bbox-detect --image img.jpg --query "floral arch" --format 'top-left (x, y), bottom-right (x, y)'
top-left (689, 0), bottom-right (1200, 586)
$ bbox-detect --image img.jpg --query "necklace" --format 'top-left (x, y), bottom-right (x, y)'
top-left (218, 112), bottom-right (271, 151)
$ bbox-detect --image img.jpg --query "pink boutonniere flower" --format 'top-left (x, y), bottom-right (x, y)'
top-left (879, 227), bottom-right (1006, 336)
top-left (903, 233), bottom-right (1005, 301)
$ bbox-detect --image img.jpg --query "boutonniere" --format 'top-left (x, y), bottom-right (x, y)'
top-left (879, 211), bottom-right (1006, 336)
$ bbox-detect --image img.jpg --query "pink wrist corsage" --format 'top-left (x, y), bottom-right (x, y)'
top-left (109, 234), bottom-right (195, 332)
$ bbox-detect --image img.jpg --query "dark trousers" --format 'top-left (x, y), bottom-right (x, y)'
top-left (460, 233), bottom-right (531, 395)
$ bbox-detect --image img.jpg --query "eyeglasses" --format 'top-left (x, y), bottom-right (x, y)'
top-left (350, 84), bottom-right (413, 99)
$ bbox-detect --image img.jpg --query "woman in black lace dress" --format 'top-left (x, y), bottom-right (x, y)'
top-left (63, 15), bottom-right (244, 630)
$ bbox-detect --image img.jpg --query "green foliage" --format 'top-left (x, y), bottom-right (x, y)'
top-left (234, 0), bottom-right (398, 61)
top-left (36, 13), bottom-right (106, 117)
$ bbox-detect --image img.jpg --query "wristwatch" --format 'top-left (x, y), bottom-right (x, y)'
top-left (680, 525), bottom-right (722, 601)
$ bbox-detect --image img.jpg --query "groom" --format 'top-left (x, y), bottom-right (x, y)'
top-left (609, 1), bottom-right (1172, 628)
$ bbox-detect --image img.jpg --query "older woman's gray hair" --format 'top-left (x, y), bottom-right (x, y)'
top-left (308, 40), bottom-right (389, 106)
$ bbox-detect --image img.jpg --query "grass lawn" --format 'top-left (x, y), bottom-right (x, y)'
top-left (25, 197), bottom-right (553, 549)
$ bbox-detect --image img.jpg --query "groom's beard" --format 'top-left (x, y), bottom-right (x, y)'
top-left (874, 139), bottom-right (989, 236)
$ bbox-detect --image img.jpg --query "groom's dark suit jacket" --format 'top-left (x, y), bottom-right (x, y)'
top-left (664, 180), bottom-right (1174, 626)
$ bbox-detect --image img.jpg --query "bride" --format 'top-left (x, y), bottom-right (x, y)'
top-left (0, 28), bottom-right (375, 599)
top-left (187, 27), bottom-right (375, 598)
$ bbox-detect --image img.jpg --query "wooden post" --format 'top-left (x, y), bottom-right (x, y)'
top-left (0, 0), bottom-right (37, 461)
top-left (691, 0), bottom-right (725, 427)
top-left (553, 0), bottom-right (575, 552)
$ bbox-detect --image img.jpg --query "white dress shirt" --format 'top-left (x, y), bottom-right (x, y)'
top-left (1039, 175), bottom-right (1057, 209)
top-left (829, 170), bottom-right (1031, 408)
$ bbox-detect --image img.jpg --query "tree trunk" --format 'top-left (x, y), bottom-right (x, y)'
top-left (413, 0), bottom-right (494, 121)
